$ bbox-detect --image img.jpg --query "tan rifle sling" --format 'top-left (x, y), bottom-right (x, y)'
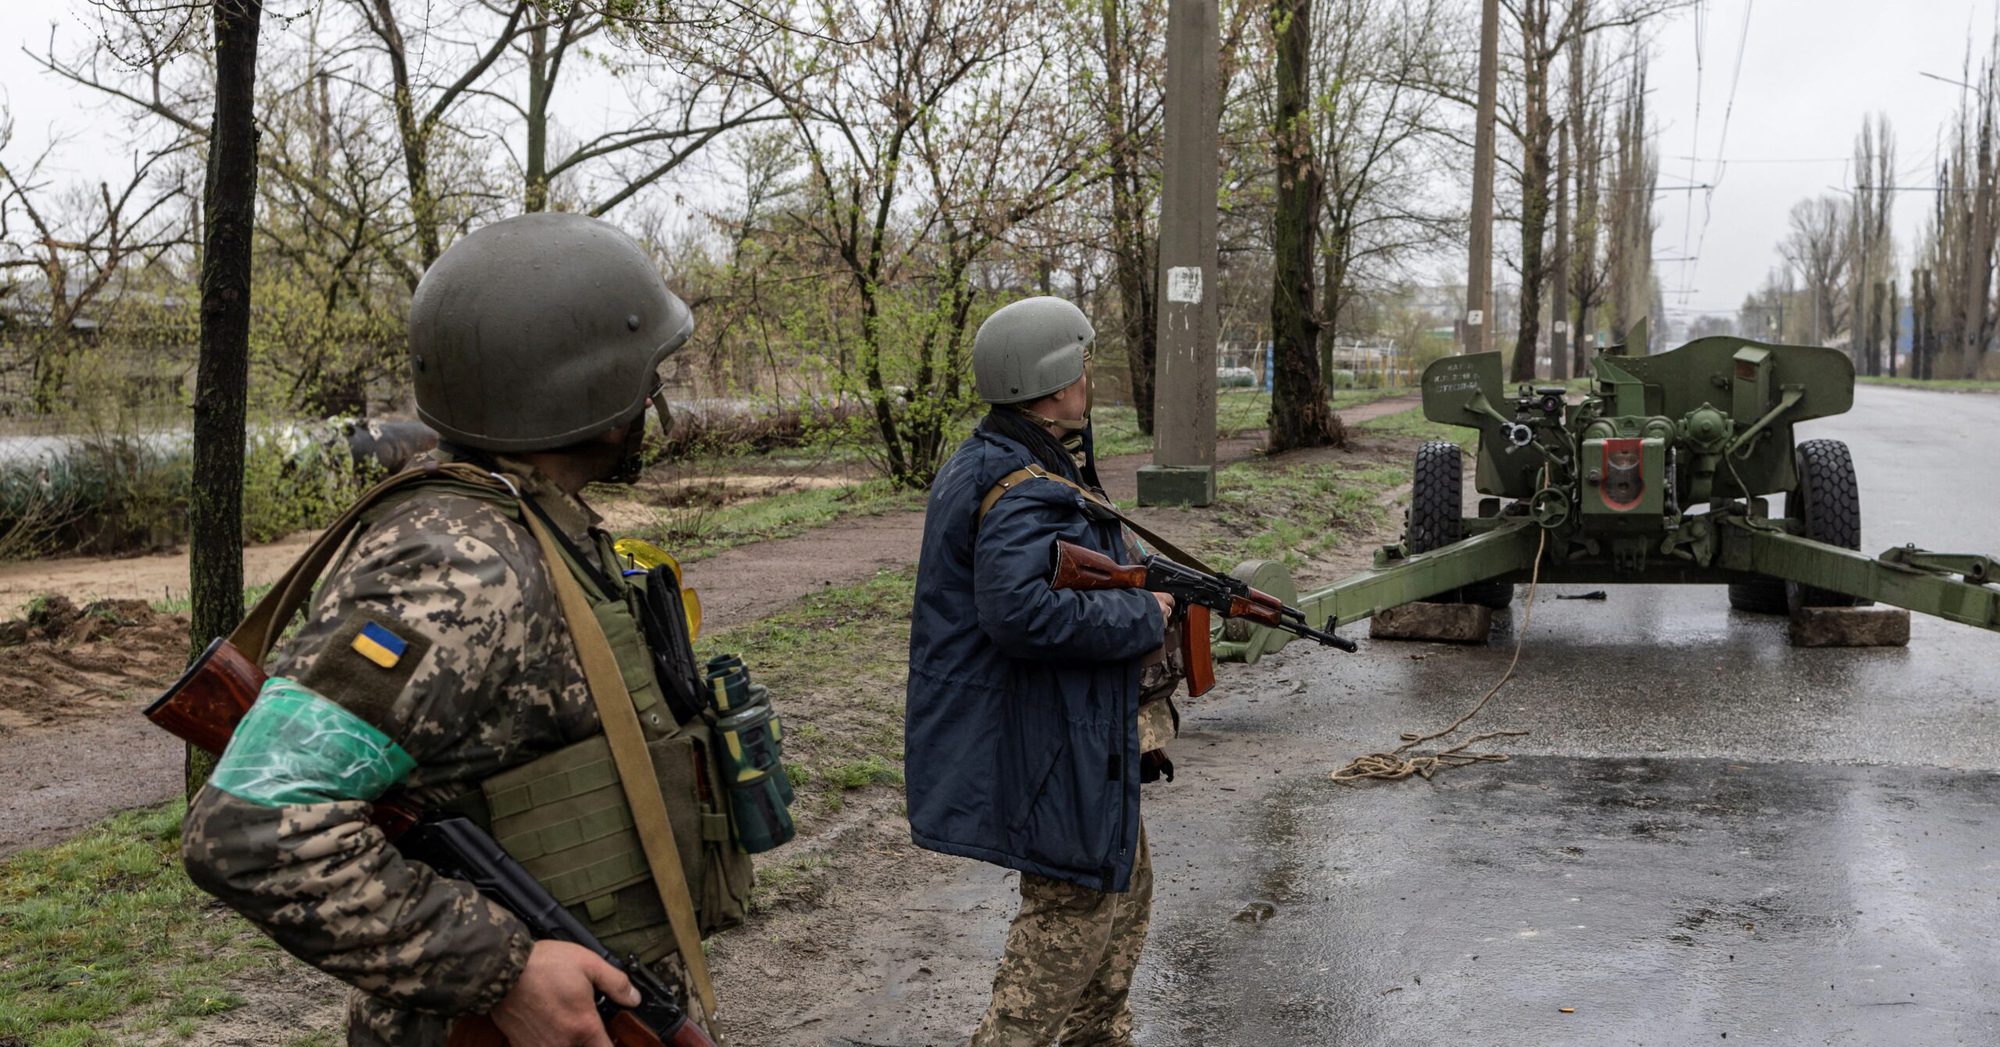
top-left (975, 464), bottom-right (1215, 572)
top-left (510, 484), bottom-right (718, 1019)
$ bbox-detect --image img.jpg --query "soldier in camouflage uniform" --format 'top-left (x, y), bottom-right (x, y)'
top-left (182, 213), bottom-right (708, 1047)
top-left (905, 297), bottom-right (1185, 1047)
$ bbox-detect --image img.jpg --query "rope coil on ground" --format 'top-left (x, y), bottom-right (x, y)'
top-left (1331, 522), bottom-right (1549, 785)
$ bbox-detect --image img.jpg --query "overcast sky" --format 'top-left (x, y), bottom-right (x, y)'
top-left (3, 0), bottom-right (1998, 329)
top-left (1647, 0), bottom-right (2000, 323)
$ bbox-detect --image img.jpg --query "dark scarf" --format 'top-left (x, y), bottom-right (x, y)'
top-left (977, 406), bottom-right (1105, 494)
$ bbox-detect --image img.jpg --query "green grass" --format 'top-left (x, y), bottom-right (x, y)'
top-left (1091, 388), bottom-right (1412, 458)
top-left (1199, 458), bottom-right (1410, 569)
top-left (602, 478), bottom-right (925, 562)
top-left (0, 801), bottom-right (272, 1045)
top-left (694, 569), bottom-right (916, 825)
top-left (1357, 404), bottom-right (1475, 446)
top-left (1857, 375), bottom-right (2000, 393)
top-left (148, 582), bottom-right (276, 617)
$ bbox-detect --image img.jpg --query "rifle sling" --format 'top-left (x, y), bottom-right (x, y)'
top-left (977, 464), bottom-right (1215, 573)
top-left (514, 492), bottom-right (718, 1020)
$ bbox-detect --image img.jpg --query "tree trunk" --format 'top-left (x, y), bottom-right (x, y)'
top-left (1100, 0), bottom-right (1159, 434)
top-left (1551, 120), bottom-right (1570, 381)
top-left (187, 0), bottom-right (264, 798)
top-left (1511, 48), bottom-right (1550, 383)
top-left (1267, 0), bottom-right (1339, 451)
top-left (1869, 279), bottom-right (1884, 378)
top-left (1887, 278), bottom-right (1899, 378)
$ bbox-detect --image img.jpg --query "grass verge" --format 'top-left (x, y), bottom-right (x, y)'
top-left (1857, 375), bottom-right (2000, 394)
top-left (694, 568), bottom-right (916, 831)
top-left (596, 478), bottom-right (925, 562)
top-left (0, 801), bottom-right (272, 1046)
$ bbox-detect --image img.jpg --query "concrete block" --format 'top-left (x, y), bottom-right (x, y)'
top-left (1369, 602), bottom-right (1493, 643)
top-left (1136, 464), bottom-right (1216, 507)
top-left (1787, 605), bottom-right (1911, 647)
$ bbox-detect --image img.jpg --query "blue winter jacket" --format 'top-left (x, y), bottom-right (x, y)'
top-left (905, 429), bottom-right (1165, 892)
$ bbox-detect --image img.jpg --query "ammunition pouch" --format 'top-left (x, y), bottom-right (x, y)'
top-left (473, 726), bottom-right (751, 961)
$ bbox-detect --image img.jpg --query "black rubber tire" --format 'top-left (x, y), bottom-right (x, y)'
top-left (1727, 577), bottom-right (1790, 614)
top-left (1406, 440), bottom-right (1515, 608)
top-left (1786, 438), bottom-right (1866, 609)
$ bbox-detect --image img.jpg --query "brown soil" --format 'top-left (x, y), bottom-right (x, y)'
top-left (0, 596), bottom-right (195, 854)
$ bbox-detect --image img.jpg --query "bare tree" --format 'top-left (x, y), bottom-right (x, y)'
top-left (732, 0), bottom-right (1098, 487)
top-left (1781, 195), bottom-right (1849, 346)
top-left (1604, 47), bottom-right (1656, 346)
top-left (1848, 114), bottom-right (1894, 375)
top-left (0, 123), bottom-right (191, 412)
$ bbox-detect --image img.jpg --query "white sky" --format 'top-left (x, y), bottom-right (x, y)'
top-left (1647, 0), bottom-right (2000, 323)
top-left (5, 0), bottom-right (1999, 329)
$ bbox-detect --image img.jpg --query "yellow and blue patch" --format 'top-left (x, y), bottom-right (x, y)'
top-left (351, 621), bottom-right (409, 669)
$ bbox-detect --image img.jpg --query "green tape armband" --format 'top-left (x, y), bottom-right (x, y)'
top-left (211, 677), bottom-right (418, 808)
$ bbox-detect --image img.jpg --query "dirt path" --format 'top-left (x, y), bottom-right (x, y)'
top-left (0, 531), bottom-right (319, 614)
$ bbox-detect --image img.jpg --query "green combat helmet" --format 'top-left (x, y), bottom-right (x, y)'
top-left (409, 212), bottom-right (693, 452)
top-left (973, 296), bottom-right (1093, 405)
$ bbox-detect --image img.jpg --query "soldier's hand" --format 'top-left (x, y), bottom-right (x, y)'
top-left (1154, 592), bottom-right (1175, 620)
top-left (490, 940), bottom-right (640, 1047)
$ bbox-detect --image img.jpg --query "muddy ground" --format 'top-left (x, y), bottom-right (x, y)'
top-left (0, 396), bottom-right (1420, 1043)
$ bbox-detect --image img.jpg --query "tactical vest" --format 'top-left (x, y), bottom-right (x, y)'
top-left (348, 473), bottom-right (755, 965)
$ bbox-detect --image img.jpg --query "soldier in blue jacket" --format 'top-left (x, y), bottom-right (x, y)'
top-left (906, 296), bottom-right (1180, 1046)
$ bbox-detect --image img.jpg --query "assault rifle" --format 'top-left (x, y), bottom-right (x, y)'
top-left (1050, 540), bottom-right (1356, 696)
top-left (145, 639), bottom-right (715, 1047)
top-left (402, 817), bottom-right (715, 1047)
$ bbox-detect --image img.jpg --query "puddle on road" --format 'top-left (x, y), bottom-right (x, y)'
top-left (1132, 757), bottom-right (2000, 1046)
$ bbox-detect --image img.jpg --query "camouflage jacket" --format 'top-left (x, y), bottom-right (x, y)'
top-left (181, 454), bottom-right (604, 1045)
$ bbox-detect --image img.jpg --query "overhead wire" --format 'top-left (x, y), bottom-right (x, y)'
top-left (1675, 0), bottom-right (1706, 304)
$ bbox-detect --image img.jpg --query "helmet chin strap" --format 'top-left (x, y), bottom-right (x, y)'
top-left (608, 390), bottom-right (673, 485)
top-left (1012, 405), bottom-right (1091, 456)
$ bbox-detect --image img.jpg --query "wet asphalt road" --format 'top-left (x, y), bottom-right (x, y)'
top-left (813, 387), bottom-right (2000, 1047)
top-left (1129, 386), bottom-right (2000, 1046)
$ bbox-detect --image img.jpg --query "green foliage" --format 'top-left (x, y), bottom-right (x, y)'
top-left (0, 802), bottom-right (271, 1044)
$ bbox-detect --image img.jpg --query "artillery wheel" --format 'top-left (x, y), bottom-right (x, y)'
top-left (1407, 440), bottom-right (1514, 609)
top-left (1786, 438), bottom-right (1867, 609)
top-left (1727, 578), bottom-right (1789, 614)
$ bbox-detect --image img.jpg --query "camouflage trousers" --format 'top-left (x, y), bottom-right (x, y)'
top-left (971, 822), bottom-right (1154, 1047)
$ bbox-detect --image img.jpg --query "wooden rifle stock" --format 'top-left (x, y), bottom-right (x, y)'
top-left (444, 1006), bottom-right (713, 1047)
top-left (1053, 541), bottom-right (1217, 698)
top-left (1050, 541), bottom-right (1148, 591)
top-left (144, 637), bottom-right (266, 756)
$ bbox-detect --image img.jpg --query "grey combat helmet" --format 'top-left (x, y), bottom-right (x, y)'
top-left (973, 297), bottom-right (1093, 405)
top-left (408, 213), bottom-right (693, 452)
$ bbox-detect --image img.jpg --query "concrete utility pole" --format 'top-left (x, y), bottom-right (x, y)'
top-left (1463, 0), bottom-right (1499, 355)
top-left (1138, 0), bottom-right (1220, 507)
top-left (1552, 121), bottom-right (1571, 381)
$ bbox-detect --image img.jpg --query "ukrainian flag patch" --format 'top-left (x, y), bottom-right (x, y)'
top-left (351, 621), bottom-right (409, 669)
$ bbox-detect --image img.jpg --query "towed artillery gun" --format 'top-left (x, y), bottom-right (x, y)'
top-left (1214, 335), bottom-right (2000, 662)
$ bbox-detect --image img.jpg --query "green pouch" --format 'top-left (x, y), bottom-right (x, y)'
top-left (479, 725), bottom-right (751, 961)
